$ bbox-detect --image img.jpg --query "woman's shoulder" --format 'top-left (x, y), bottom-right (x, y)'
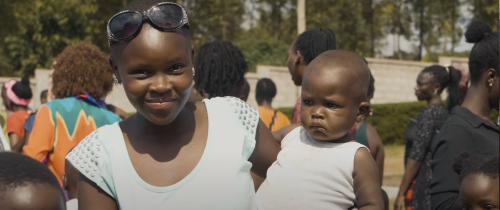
top-left (203, 97), bottom-right (259, 134)
top-left (418, 104), bottom-right (448, 119)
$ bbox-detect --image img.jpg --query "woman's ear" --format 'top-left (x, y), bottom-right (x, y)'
top-left (109, 56), bottom-right (121, 84)
top-left (434, 83), bottom-right (441, 95)
top-left (295, 50), bottom-right (304, 66)
top-left (486, 68), bottom-right (497, 88)
top-left (356, 102), bottom-right (370, 123)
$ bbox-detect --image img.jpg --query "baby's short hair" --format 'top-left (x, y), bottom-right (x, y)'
top-left (0, 152), bottom-right (61, 192)
top-left (453, 152), bottom-right (499, 181)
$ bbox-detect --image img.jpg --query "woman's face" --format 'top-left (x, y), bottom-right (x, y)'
top-left (415, 72), bottom-right (437, 101)
top-left (110, 25), bottom-right (194, 125)
top-left (287, 42), bottom-right (303, 86)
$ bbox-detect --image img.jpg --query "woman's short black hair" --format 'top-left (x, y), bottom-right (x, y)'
top-left (421, 65), bottom-right (461, 110)
top-left (465, 20), bottom-right (499, 84)
top-left (255, 78), bottom-right (277, 105)
top-left (367, 70), bottom-right (375, 99)
top-left (294, 28), bottom-right (337, 64)
top-left (194, 41), bottom-right (248, 98)
top-left (0, 152), bottom-right (61, 192)
top-left (11, 77), bottom-right (33, 101)
top-left (453, 152), bottom-right (499, 181)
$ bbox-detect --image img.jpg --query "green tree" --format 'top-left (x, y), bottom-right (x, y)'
top-left (380, 0), bottom-right (413, 59)
top-left (465, 0), bottom-right (499, 31)
top-left (179, 0), bottom-right (246, 49)
top-left (0, 0), bottom-right (103, 76)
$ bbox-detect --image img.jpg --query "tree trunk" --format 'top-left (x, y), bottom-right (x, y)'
top-left (417, 0), bottom-right (424, 61)
top-left (369, 0), bottom-right (374, 58)
top-left (297, 0), bottom-right (306, 35)
top-left (397, 28), bottom-right (402, 60)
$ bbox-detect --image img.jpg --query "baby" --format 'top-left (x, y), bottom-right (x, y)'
top-left (257, 50), bottom-right (384, 209)
top-left (453, 152), bottom-right (499, 210)
top-left (0, 152), bottom-right (66, 210)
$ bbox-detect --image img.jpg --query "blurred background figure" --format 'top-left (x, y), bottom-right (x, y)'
top-left (255, 78), bottom-right (290, 131)
top-left (190, 41), bottom-right (249, 101)
top-left (395, 65), bottom-right (460, 210)
top-left (5, 78), bottom-right (33, 152)
top-left (22, 89), bottom-right (48, 146)
top-left (23, 42), bottom-right (121, 187)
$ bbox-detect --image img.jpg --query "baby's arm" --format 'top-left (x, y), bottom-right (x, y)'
top-left (272, 123), bottom-right (300, 144)
top-left (353, 147), bottom-right (384, 210)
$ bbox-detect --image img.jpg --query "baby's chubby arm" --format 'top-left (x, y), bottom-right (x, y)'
top-left (353, 148), bottom-right (385, 210)
top-left (271, 123), bottom-right (301, 144)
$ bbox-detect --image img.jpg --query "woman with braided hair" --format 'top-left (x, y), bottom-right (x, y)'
top-left (189, 41), bottom-right (249, 101)
top-left (287, 28), bottom-right (337, 123)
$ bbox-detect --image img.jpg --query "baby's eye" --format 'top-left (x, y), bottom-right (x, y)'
top-left (326, 103), bottom-right (338, 108)
top-left (484, 205), bottom-right (497, 210)
top-left (302, 100), bottom-right (313, 106)
top-left (461, 205), bottom-right (471, 210)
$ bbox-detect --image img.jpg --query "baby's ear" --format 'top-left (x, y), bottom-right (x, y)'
top-left (356, 102), bottom-right (370, 123)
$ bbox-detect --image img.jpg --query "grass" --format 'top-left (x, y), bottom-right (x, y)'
top-left (383, 144), bottom-right (405, 210)
top-left (383, 144), bottom-right (405, 186)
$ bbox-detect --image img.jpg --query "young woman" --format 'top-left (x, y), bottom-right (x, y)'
top-left (395, 65), bottom-right (461, 210)
top-left (430, 20), bottom-right (499, 210)
top-left (68, 1), bottom-right (280, 209)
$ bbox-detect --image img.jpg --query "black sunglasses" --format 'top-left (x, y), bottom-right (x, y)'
top-left (107, 2), bottom-right (189, 45)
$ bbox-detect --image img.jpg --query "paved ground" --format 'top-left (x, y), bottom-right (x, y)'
top-left (382, 186), bottom-right (399, 198)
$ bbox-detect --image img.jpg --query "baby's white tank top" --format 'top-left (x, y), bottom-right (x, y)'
top-left (257, 126), bottom-right (368, 210)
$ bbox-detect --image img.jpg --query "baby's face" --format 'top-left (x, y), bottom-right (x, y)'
top-left (0, 183), bottom-right (65, 210)
top-left (460, 174), bottom-right (499, 210)
top-left (300, 67), bottom-right (362, 141)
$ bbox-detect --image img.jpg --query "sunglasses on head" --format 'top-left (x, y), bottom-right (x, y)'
top-left (107, 2), bottom-right (189, 45)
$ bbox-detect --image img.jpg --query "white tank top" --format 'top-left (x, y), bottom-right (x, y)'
top-left (256, 126), bottom-right (367, 210)
top-left (66, 97), bottom-right (259, 210)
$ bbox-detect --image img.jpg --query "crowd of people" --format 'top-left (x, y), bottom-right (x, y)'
top-left (0, 0), bottom-right (498, 210)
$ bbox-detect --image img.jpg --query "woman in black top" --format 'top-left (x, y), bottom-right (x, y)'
top-left (395, 65), bottom-right (461, 210)
top-left (430, 21), bottom-right (499, 210)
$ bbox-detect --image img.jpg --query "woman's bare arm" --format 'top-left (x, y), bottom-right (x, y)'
top-left (366, 123), bottom-right (385, 185)
top-left (78, 173), bottom-right (117, 210)
top-left (353, 148), bottom-right (384, 210)
top-left (249, 120), bottom-right (281, 190)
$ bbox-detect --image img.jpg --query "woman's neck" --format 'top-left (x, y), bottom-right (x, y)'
top-left (461, 85), bottom-right (494, 123)
top-left (125, 103), bottom-right (196, 142)
top-left (427, 95), bottom-right (443, 106)
top-left (259, 100), bottom-right (273, 110)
